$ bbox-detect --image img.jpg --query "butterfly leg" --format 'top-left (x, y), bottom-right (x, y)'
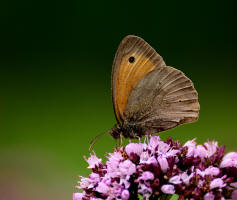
top-left (134, 135), bottom-right (141, 143)
top-left (144, 135), bottom-right (149, 144)
top-left (118, 134), bottom-right (123, 147)
top-left (115, 139), bottom-right (119, 148)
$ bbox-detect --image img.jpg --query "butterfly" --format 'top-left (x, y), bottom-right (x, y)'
top-left (90, 35), bottom-right (200, 148)
top-left (110, 35), bottom-right (200, 140)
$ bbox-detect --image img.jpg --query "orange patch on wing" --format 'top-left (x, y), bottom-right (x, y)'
top-left (115, 54), bottom-right (156, 121)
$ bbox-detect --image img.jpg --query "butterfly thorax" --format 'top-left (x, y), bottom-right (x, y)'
top-left (110, 121), bottom-right (146, 139)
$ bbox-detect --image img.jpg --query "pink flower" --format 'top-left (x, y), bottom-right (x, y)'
top-left (120, 178), bottom-right (130, 189)
top-left (196, 145), bottom-right (208, 159)
top-left (210, 178), bottom-right (226, 189)
top-left (74, 136), bottom-right (236, 199)
top-left (204, 166), bottom-right (220, 176)
top-left (204, 141), bottom-right (218, 157)
top-left (73, 193), bottom-right (83, 200)
top-left (107, 151), bottom-right (123, 164)
top-left (220, 152), bottom-right (237, 168)
top-left (140, 151), bottom-right (149, 163)
top-left (158, 155), bottom-right (169, 172)
top-left (125, 143), bottom-right (144, 156)
top-left (181, 172), bottom-right (194, 185)
top-left (231, 190), bottom-right (237, 199)
top-left (230, 182), bottom-right (237, 187)
top-left (138, 171), bottom-right (154, 181)
top-left (79, 177), bottom-right (92, 189)
top-left (184, 140), bottom-right (219, 160)
top-left (149, 136), bottom-right (161, 150)
top-left (169, 175), bottom-right (182, 184)
top-left (166, 149), bottom-right (180, 157)
top-left (89, 173), bottom-right (100, 183)
top-left (148, 156), bottom-right (158, 165)
top-left (119, 160), bottom-right (136, 176)
top-left (161, 184), bottom-right (175, 194)
top-left (196, 167), bottom-right (220, 178)
top-left (157, 141), bottom-right (170, 154)
top-left (198, 180), bottom-right (204, 187)
top-left (140, 156), bottom-right (158, 165)
top-left (106, 152), bottom-right (123, 177)
top-left (96, 182), bottom-right (110, 193)
top-left (121, 190), bottom-right (130, 200)
top-left (138, 183), bottom-right (152, 199)
top-left (85, 154), bottom-right (102, 168)
top-left (196, 169), bottom-right (206, 177)
top-left (204, 192), bottom-right (215, 200)
top-left (184, 139), bottom-right (197, 157)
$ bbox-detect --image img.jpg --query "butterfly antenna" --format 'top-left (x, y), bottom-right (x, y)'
top-left (89, 129), bottom-right (111, 151)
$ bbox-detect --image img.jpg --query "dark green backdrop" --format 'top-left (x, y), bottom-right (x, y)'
top-left (0, 1), bottom-right (236, 199)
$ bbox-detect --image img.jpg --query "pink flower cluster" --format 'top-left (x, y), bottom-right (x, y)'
top-left (73, 136), bottom-right (237, 200)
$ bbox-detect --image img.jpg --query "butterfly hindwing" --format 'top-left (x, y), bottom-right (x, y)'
top-left (124, 66), bottom-right (200, 133)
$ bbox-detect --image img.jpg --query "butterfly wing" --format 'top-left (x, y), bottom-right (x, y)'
top-left (124, 66), bottom-right (200, 133)
top-left (112, 35), bottom-right (166, 123)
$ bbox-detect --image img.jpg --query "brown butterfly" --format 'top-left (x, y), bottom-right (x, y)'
top-left (90, 35), bottom-right (200, 147)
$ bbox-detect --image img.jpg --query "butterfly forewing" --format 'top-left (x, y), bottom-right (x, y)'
top-left (112, 35), bottom-right (166, 123)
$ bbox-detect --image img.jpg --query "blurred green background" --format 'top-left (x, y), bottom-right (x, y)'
top-left (0, 0), bottom-right (236, 199)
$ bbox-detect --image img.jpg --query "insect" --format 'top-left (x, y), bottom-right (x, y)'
top-left (90, 35), bottom-right (200, 148)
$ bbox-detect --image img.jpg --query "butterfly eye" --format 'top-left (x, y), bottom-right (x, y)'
top-left (128, 56), bottom-right (135, 63)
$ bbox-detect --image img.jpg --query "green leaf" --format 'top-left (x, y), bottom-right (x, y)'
top-left (138, 194), bottom-right (143, 200)
top-left (139, 194), bottom-right (179, 200)
top-left (169, 194), bottom-right (179, 200)
top-left (160, 194), bottom-right (171, 200)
